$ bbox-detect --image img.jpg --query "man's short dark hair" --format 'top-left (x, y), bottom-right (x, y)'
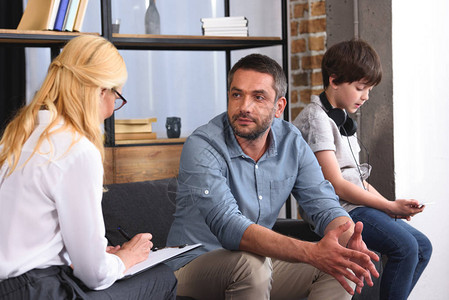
top-left (322, 39), bottom-right (382, 89)
top-left (228, 54), bottom-right (287, 100)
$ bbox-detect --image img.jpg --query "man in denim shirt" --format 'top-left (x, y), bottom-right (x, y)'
top-left (166, 54), bottom-right (379, 300)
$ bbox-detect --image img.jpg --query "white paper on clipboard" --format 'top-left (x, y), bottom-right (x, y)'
top-left (123, 243), bottom-right (202, 277)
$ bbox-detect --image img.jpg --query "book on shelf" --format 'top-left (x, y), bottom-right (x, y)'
top-left (115, 132), bottom-right (157, 141)
top-left (201, 16), bottom-right (248, 37)
top-left (115, 117), bottom-right (156, 130)
top-left (49, 0), bottom-right (62, 29)
top-left (17, 0), bottom-right (60, 30)
top-left (72, 0), bottom-right (89, 32)
top-left (62, 0), bottom-right (80, 31)
top-left (203, 27), bottom-right (248, 37)
top-left (115, 138), bottom-right (159, 145)
top-left (201, 16), bottom-right (247, 26)
top-left (115, 122), bottom-right (153, 134)
top-left (115, 118), bottom-right (157, 125)
top-left (203, 31), bottom-right (248, 37)
top-left (17, 0), bottom-right (88, 32)
top-left (54, 0), bottom-right (70, 31)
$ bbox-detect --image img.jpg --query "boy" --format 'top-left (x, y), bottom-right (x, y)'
top-left (293, 39), bottom-right (432, 300)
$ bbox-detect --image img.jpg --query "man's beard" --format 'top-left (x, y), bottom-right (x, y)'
top-left (229, 111), bottom-right (274, 141)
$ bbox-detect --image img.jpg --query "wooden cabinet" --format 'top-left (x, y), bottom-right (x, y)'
top-left (104, 142), bottom-right (183, 184)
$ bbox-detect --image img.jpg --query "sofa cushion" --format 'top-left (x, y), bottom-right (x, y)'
top-left (272, 218), bottom-right (321, 242)
top-left (102, 177), bottom-right (178, 248)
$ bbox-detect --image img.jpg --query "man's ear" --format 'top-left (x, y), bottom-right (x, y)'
top-left (274, 97), bottom-right (287, 118)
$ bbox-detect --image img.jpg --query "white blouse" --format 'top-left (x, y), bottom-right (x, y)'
top-left (0, 111), bottom-right (125, 290)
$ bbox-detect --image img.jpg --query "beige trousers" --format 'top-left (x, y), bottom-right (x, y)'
top-left (174, 249), bottom-right (354, 300)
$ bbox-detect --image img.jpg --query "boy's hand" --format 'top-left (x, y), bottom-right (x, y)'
top-left (387, 199), bottom-right (424, 218)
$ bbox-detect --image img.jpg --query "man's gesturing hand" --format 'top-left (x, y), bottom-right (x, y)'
top-left (346, 221), bottom-right (380, 294)
top-left (307, 221), bottom-right (379, 295)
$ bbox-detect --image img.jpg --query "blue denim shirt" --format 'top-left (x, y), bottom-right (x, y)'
top-left (166, 113), bottom-right (349, 270)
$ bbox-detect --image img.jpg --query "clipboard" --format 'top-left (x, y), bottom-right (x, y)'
top-left (123, 243), bottom-right (202, 277)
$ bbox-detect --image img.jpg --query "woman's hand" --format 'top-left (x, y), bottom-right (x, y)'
top-left (106, 245), bottom-right (121, 254)
top-left (114, 233), bottom-right (153, 271)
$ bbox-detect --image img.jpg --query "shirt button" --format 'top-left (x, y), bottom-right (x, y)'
top-left (204, 190), bottom-right (209, 195)
top-left (258, 195), bottom-right (263, 200)
top-left (255, 165), bottom-right (259, 169)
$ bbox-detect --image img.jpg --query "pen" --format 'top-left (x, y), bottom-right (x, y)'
top-left (117, 226), bottom-right (132, 241)
top-left (152, 244), bottom-right (188, 252)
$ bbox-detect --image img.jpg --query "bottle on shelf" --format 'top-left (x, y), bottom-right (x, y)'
top-left (144, 0), bottom-right (160, 34)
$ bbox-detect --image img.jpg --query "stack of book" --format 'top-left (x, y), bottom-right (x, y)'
top-left (201, 16), bottom-right (248, 37)
top-left (114, 118), bottom-right (157, 145)
top-left (17, 0), bottom-right (89, 32)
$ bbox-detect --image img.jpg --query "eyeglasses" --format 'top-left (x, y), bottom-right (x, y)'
top-left (112, 88), bottom-right (128, 111)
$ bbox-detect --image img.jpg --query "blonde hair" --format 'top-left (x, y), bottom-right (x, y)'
top-left (0, 35), bottom-right (127, 176)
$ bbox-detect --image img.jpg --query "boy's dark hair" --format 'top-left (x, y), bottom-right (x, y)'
top-left (322, 39), bottom-right (382, 89)
top-left (228, 53), bottom-right (287, 101)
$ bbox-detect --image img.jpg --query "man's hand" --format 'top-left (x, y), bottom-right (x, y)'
top-left (308, 221), bottom-right (379, 295)
top-left (346, 221), bottom-right (379, 294)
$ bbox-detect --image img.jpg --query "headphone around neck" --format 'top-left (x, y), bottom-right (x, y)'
top-left (319, 92), bottom-right (358, 136)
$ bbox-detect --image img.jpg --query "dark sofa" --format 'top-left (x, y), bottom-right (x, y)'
top-left (102, 177), bottom-right (381, 300)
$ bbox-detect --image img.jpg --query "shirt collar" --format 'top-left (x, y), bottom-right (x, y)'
top-left (311, 94), bottom-right (325, 109)
top-left (36, 110), bottom-right (64, 126)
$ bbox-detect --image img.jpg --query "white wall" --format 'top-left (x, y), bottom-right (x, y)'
top-left (393, 0), bottom-right (449, 299)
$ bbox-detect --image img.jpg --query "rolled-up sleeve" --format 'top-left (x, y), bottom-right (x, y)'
top-left (292, 136), bottom-right (349, 236)
top-left (178, 134), bottom-right (253, 250)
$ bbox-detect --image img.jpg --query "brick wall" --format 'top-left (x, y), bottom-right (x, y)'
top-left (289, 0), bottom-right (326, 121)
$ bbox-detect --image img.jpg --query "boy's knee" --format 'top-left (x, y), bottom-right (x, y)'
top-left (419, 236), bottom-right (432, 263)
top-left (396, 239), bottom-right (419, 262)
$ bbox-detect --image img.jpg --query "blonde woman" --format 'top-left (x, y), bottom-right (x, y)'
top-left (0, 35), bottom-right (176, 299)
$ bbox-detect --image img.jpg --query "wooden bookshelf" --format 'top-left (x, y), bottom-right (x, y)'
top-left (0, 29), bottom-right (99, 46)
top-left (0, 29), bottom-right (281, 50)
top-left (1, 0), bottom-right (288, 188)
top-left (111, 33), bottom-right (282, 50)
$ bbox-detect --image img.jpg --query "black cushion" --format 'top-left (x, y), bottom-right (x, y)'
top-left (272, 218), bottom-right (321, 242)
top-left (102, 177), bottom-right (178, 248)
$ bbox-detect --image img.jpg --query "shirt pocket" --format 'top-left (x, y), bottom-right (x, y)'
top-left (270, 175), bottom-right (296, 212)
